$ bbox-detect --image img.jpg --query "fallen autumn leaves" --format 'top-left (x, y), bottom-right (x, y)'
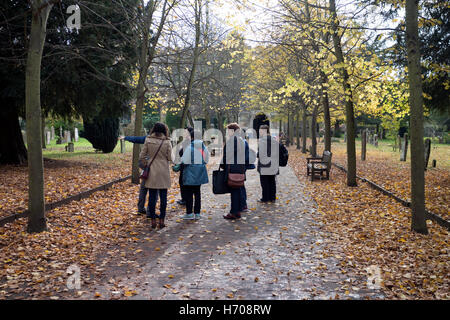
top-left (288, 148), bottom-right (449, 300)
top-left (0, 161), bottom-right (181, 299)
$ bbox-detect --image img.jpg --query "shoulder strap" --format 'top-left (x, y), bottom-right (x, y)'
top-left (146, 140), bottom-right (164, 169)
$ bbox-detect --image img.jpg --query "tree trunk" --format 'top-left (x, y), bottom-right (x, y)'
top-left (131, 0), bottom-right (171, 184)
top-left (330, 0), bottom-right (357, 187)
top-left (132, 48), bottom-right (149, 184)
top-left (296, 110), bottom-right (301, 149)
top-left (302, 105), bottom-right (308, 153)
top-left (180, 0), bottom-right (202, 128)
top-left (310, 107), bottom-right (317, 157)
top-left (321, 72), bottom-right (331, 152)
top-left (0, 105), bottom-right (28, 165)
top-left (406, 0), bottom-right (428, 234)
top-left (26, 1), bottom-right (54, 233)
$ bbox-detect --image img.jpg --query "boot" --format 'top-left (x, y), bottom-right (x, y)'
top-left (151, 218), bottom-right (157, 229)
top-left (159, 218), bottom-right (165, 229)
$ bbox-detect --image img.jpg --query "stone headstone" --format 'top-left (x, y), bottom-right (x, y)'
top-left (21, 130), bottom-right (27, 145)
top-left (51, 126), bottom-right (55, 140)
top-left (74, 127), bottom-right (79, 142)
top-left (67, 142), bottom-right (74, 152)
top-left (400, 134), bottom-right (408, 161)
top-left (361, 130), bottom-right (367, 161)
top-left (374, 134), bottom-right (378, 147)
top-left (120, 139), bottom-right (125, 153)
top-left (59, 127), bottom-right (63, 140)
top-left (424, 139), bottom-right (431, 169)
top-left (46, 131), bottom-right (51, 145)
top-left (64, 130), bottom-right (71, 143)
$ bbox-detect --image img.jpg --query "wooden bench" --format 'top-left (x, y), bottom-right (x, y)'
top-left (307, 151), bottom-right (332, 181)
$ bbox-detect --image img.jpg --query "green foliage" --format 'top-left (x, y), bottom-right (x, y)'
top-left (83, 116), bottom-right (120, 153)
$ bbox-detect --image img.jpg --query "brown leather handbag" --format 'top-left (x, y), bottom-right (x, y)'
top-left (227, 165), bottom-right (245, 188)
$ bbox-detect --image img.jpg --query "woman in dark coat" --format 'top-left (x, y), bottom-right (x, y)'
top-left (220, 123), bottom-right (249, 220)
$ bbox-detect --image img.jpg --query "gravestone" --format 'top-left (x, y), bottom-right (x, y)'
top-left (46, 131), bottom-right (51, 145)
top-left (120, 139), bottom-right (125, 153)
top-left (74, 127), bottom-right (79, 142)
top-left (64, 130), bottom-right (71, 143)
top-left (344, 132), bottom-right (347, 142)
top-left (400, 133), bottom-right (408, 161)
top-left (21, 130), bottom-right (27, 145)
top-left (424, 139), bottom-right (431, 170)
top-left (374, 134), bottom-right (378, 147)
top-left (59, 127), bottom-right (63, 141)
top-left (432, 159), bottom-right (437, 168)
top-left (361, 130), bottom-right (367, 161)
top-left (67, 142), bottom-right (74, 152)
top-left (51, 126), bottom-right (55, 140)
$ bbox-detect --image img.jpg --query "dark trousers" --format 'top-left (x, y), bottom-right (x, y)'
top-left (241, 187), bottom-right (247, 209)
top-left (260, 175), bottom-right (276, 202)
top-left (179, 171), bottom-right (187, 201)
top-left (230, 186), bottom-right (245, 214)
top-left (147, 188), bottom-right (167, 219)
top-left (138, 180), bottom-right (148, 212)
top-left (184, 185), bottom-right (201, 214)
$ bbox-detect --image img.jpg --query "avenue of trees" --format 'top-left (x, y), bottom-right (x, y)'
top-left (0, 0), bottom-right (448, 234)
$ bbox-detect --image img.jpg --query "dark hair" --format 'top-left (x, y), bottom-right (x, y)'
top-left (185, 127), bottom-right (194, 139)
top-left (227, 123), bottom-right (240, 131)
top-left (151, 122), bottom-right (168, 137)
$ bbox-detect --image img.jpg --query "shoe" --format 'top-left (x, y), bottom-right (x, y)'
top-left (223, 213), bottom-right (241, 220)
top-left (159, 218), bottom-right (165, 229)
top-left (257, 199), bottom-right (268, 203)
top-left (194, 213), bottom-right (201, 220)
top-left (177, 200), bottom-right (186, 205)
top-left (181, 213), bottom-right (194, 220)
top-left (241, 207), bottom-right (249, 212)
top-left (137, 209), bottom-right (146, 215)
top-left (151, 218), bottom-right (157, 229)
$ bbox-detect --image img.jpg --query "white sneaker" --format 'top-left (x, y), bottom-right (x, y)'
top-left (182, 213), bottom-right (194, 220)
top-left (194, 213), bottom-right (201, 220)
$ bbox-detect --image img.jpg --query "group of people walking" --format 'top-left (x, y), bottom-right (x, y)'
top-left (122, 121), bottom-right (285, 229)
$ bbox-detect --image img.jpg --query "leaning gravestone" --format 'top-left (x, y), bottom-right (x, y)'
top-left (361, 130), bottom-right (367, 161)
top-left (424, 139), bottom-right (431, 170)
top-left (74, 127), bottom-right (79, 142)
top-left (400, 133), bottom-right (408, 161)
top-left (46, 131), bottom-right (51, 145)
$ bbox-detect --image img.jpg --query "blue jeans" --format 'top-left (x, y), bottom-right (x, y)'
top-left (147, 188), bottom-right (167, 219)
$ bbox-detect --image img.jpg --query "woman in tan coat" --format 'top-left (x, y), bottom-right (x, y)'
top-left (139, 123), bottom-right (173, 229)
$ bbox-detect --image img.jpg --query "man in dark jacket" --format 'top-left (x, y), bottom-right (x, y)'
top-left (257, 125), bottom-right (279, 203)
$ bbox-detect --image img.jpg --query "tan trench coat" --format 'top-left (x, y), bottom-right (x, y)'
top-left (139, 134), bottom-right (173, 189)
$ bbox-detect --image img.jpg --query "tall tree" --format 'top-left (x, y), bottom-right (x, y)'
top-left (131, 0), bottom-right (176, 184)
top-left (405, 0), bottom-right (428, 234)
top-left (329, 0), bottom-right (357, 186)
top-left (26, 0), bottom-right (55, 233)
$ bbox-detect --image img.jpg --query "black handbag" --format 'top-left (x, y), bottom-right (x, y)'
top-left (212, 166), bottom-right (230, 194)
